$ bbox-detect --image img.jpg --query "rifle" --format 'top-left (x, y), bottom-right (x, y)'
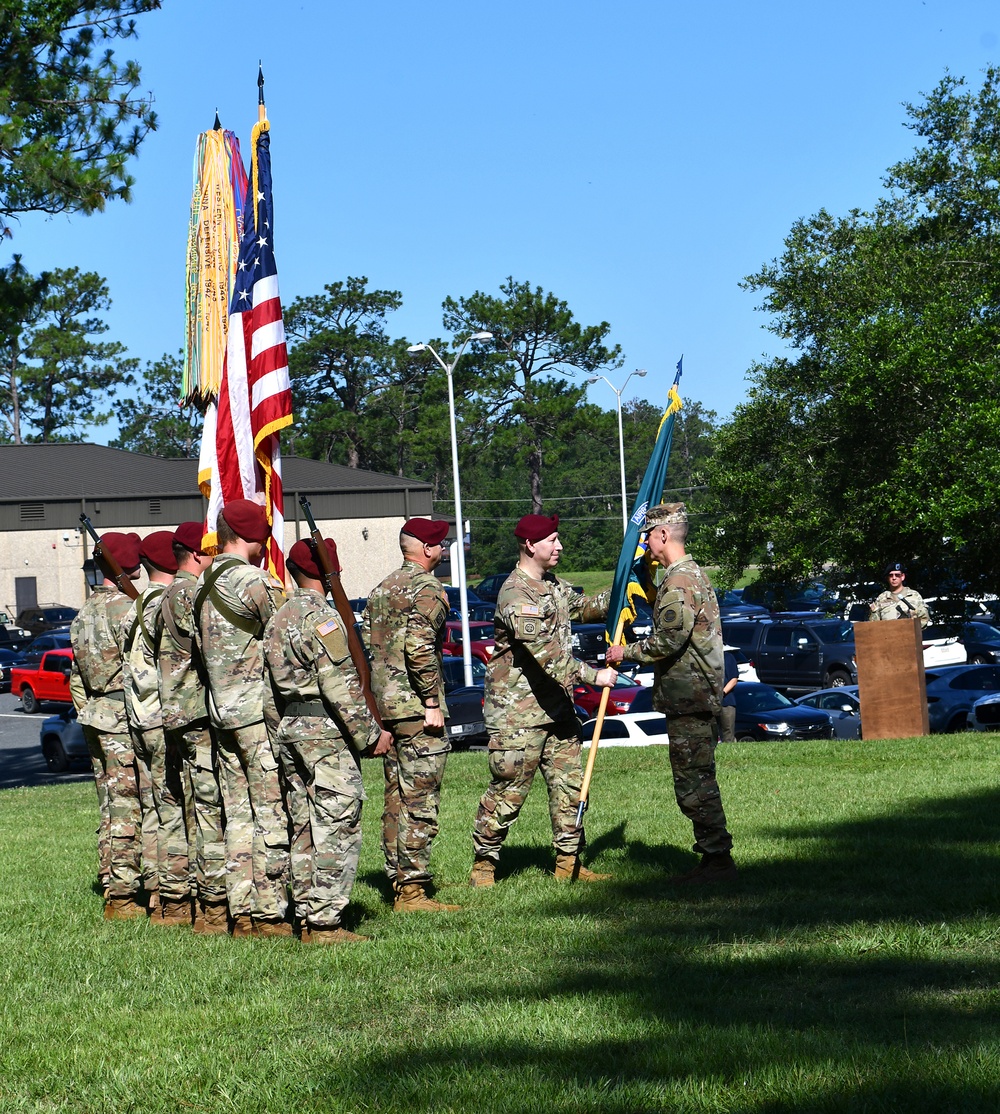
top-left (298, 495), bottom-right (383, 728)
top-left (79, 514), bottom-right (139, 600)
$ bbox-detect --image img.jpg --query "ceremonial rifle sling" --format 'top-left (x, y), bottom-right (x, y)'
top-left (193, 557), bottom-right (265, 639)
top-left (126, 584), bottom-right (166, 653)
top-left (157, 580), bottom-right (192, 655)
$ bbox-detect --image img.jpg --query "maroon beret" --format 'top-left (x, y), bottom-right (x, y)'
top-left (174, 521), bottom-right (206, 554)
top-left (402, 518), bottom-right (449, 546)
top-left (98, 531), bottom-right (141, 571)
top-left (288, 537), bottom-right (341, 578)
top-left (514, 513), bottom-right (559, 543)
top-left (139, 531), bottom-right (179, 573)
top-left (221, 498), bottom-right (270, 543)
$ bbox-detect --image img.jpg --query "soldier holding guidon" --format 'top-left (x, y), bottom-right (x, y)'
top-left (607, 502), bottom-right (737, 884)
top-left (470, 513), bottom-right (617, 887)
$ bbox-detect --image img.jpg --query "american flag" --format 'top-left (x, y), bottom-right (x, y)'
top-left (202, 124), bottom-right (292, 581)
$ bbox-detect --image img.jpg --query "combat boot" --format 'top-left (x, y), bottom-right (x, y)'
top-left (254, 918), bottom-right (294, 938)
top-left (553, 853), bottom-right (612, 882)
top-left (302, 926), bottom-right (369, 944)
top-left (193, 901), bottom-right (229, 936)
top-left (103, 895), bottom-right (146, 920)
top-left (393, 882), bottom-right (461, 913)
top-left (230, 913), bottom-right (255, 937)
top-left (157, 898), bottom-right (193, 926)
top-left (669, 851), bottom-right (738, 886)
top-left (469, 858), bottom-right (496, 888)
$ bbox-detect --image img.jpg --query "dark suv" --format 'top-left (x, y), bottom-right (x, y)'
top-left (722, 618), bottom-right (857, 693)
top-left (17, 606), bottom-right (78, 636)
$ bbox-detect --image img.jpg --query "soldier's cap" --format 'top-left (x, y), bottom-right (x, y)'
top-left (174, 521), bottom-right (206, 555)
top-left (514, 513), bottom-right (559, 542)
top-left (139, 530), bottom-right (179, 573)
top-left (98, 531), bottom-right (141, 571)
top-left (644, 502), bottom-right (687, 530)
top-left (288, 537), bottom-right (341, 578)
top-left (220, 498), bottom-right (270, 543)
top-left (885, 561), bottom-right (906, 575)
top-left (402, 518), bottom-right (449, 546)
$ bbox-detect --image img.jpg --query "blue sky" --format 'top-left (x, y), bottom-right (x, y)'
top-left (15, 0), bottom-right (1000, 430)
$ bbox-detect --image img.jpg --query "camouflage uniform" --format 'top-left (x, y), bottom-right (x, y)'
top-left (195, 554), bottom-right (288, 921)
top-left (362, 561), bottom-right (450, 885)
top-left (69, 587), bottom-right (142, 898)
top-left (121, 583), bottom-right (189, 903)
top-left (869, 587), bottom-right (929, 627)
top-left (157, 571), bottom-right (226, 907)
top-left (620, 556), bottom-right (732, 856)
top-left (264, 589), bottom-right (380, 929)
top-left (472, 569), bottom-right (609, 861)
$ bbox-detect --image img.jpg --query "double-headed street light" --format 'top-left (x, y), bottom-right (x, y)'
top-left (587, 369), bottom-right (648, 534)
top-left (407, 331), bottom-right (493, 687)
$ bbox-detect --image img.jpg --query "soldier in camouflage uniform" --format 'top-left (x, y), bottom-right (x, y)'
top-left (869, 562), bottom-right (929, 627)
top-left (607, 503), bottom-right (737, 884)
top-left (470, 513), bottom-right (618, 887)
top-left (156, 522), bottom-right (227, 934)
top-left (121, 531), bottom-right (192, 924)
top-left (264, 537), bottom-right (390, 943)
top-left (363, 518), bottom-right (460, 913)
top-left (69, 532), bottom-right (145, 919)
top-left (194, 499), bottom-right (289, 937)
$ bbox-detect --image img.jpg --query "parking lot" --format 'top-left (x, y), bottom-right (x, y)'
top-left (0, 691), bottom-right (91, 791)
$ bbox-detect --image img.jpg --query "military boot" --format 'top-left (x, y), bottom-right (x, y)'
top-left (669, 851), bottom-right (738, 886)
top-left (230, 913), bottom-right (255, 937)
top-left (103, 896), bottom-right (146, 920)
top-left (302, 926), bottom-right (369, 944)
top-left (254, 918), bottom-right (294, 938)
top-left (157, 898), bottom-right (193, 926)
top-left (553, 853), bottom-right (612, 882)
top-left (393, 882), bottom-right (461, 913)
top-left (469, 858), bottom-right (496, 888)
top-left (193, 901), bottom-right (229, 936)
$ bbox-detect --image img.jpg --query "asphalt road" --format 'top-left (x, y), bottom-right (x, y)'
top-left (0, 691), bottom-right (91, 790)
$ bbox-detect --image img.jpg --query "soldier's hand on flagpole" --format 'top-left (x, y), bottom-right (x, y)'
top-left (605, 645), bottom-right (625, 666)
top-left (595, 667), bottom-right (618, 688)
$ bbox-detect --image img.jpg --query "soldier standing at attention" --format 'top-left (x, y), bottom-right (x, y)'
top-left (363, 518), bottom-right (460, 913)
top-left (121, 531), bottom-right (189, 923)
top-left (156, 522), bottom-right (227, 934)
top-left (195, 499), bottom-right (289, 937)
top-left (869, 563), bottom-right (929, 627)
top-left (264, 538), bottom-right (391, 943)
top-left (69, 531), bottom-right (145, 919)
top-left (470, 513), bottom-right (618, 887)
top-left (607, 503), bottom-right (737, 885)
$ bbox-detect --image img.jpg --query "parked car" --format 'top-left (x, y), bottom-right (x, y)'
top-left (795, 686), bottom-right (862, 739)
top-left (0, 623), bottom-right (34, 652)
top-left (14, 631), bottom-right (73, 666)
top-left (0, 647), bottom-right (18, 693)
top-left (16, 605), bottom-right (78, 636)
top-left (924, 664), bottom-right (1000, 733)
top-left (971, 691), bottom-right (1000, 732)
top-left (920, 624), bottom-right (968, 668)
top-left (11, 648), bottom-right (74, 713)
top-left (571, 623), bottom-right (607, 666)
top-left (721, 618), bottom-right (857, 693)
top-left (474, 572), bottom-right (513, 603)
top-left (573, 676), bottom-right (645, 718)
top-left (448, 601), bottom-right (496, 623)
top-left (39, 706), bottom-right (90, 773)
top-left (444, 585), bottom-right (484, 610)
top-left (624, 648), bottom-right (759, 689)
top-left (958, 621), bottom-right (1000, 664)
top-left (624, 597), bottom-right (654, 640)
top-left (716, 588), bottom-right (770, 621)
top-left (441, 656), bottom-right (487, 747)
top-left (580, 707), bottom-right (668, 746)
top-left (741, 579), bottom-right (839, 616)
top-left (732, 682), bottom-right (834, 740)
top-left (442, 620), bottom-right (495, 663)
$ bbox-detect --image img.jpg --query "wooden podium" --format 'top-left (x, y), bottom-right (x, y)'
top-left (854, 617), bottom-right (929, 739)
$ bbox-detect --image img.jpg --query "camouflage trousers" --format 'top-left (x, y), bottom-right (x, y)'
top-left (215, 721), bottom-right (290, 920)
top-left (168, 723), bottom-right (227, 906)
top-left (132, 724), bottom-right (190, 901)
top-left (668, 713), bottom-right (733, 856)
top-left (278, 730), bottom-right (364, 929)
top-left (472, 720), bottom-right (585, 861)
top-left (382, 718), bottom-right (450, 884)
top-left (86, 732), bottom-right (111, 885)
top-left (83, 725), bottom-right (141, 898)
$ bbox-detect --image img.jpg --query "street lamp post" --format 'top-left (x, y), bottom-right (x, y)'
top-left (586, 369), bottom-right (648, 534)
top-left (407, 331), bottom-right (492, 687)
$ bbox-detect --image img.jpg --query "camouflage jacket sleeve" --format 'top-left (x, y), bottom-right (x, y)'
top-left (568, 586), bottom-right (611, 625)
top-left (621, 560), bottom-right (705, 665)
top-left (314, 611), bottom-right (381, 752)
top-left (404, 575), bottom-right (449, 704)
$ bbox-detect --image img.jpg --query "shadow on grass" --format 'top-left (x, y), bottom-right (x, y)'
top-left (339, 785), bottom-right (1000, 1111)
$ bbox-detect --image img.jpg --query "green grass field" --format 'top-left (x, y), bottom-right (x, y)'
top-left (3, 734), bottom-right (1000, 1112)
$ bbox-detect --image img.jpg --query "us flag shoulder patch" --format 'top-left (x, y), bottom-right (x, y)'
top-left (521, 604), bottom-right (540, 616)
top-left (317, 618), bottom-right (339, 636)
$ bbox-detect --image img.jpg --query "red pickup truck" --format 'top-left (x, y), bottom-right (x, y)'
top-left (12, 648), bottom-right (74, 714)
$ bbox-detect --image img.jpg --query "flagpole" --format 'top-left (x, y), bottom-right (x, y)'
top-left (576, 611), bottom-right (627, 827)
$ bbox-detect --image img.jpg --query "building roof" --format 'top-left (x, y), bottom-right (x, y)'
top-left (0, 444), bottom-right (431, 501)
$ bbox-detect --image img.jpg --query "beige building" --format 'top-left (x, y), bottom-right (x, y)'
top-left (0, 444), bottom-right (441, 615)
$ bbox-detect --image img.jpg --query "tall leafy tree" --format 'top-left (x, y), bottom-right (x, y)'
top-left (111, 351), bottom-right (201, 457)
top-left (17, 266), bottom-right (136, 441)
top-left (706, 68), bottom-right (1000, 592)
top-left (0, 253), bottom-right (48, 442)
top-left (442, 277), bottom-right (623, 513)
top-left (0, 0), bottom-right (159, 237)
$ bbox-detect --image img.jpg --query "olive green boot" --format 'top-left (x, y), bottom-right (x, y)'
top-left (553, 853), bottom-right (611, 882)
top-left (469, 858), bottom-right (496, 887)
top-left (393, 882), bottom-right (461, 913)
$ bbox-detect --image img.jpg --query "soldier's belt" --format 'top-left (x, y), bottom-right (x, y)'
top-left (282, 700), bottom-right (328, 718)
top-left (102, 690), bottom-right (126, 702)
